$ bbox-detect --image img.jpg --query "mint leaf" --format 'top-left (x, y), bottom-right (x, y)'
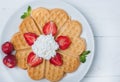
top-left (21, 6), bottom-right (32, 19)
top-left (80, 50), bottom-right (90, 63)
top-left (21, 14), bottom-right (26, 19)
top-left (24, 12), bottom-right (28, 16)
top-left (82, 51), bottom-right (90, 56)
top-left (80, 55), bottom-right (86, 63)
top-left (27, 5), bottom-right (31, 14)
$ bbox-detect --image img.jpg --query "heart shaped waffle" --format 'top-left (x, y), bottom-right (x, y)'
top-left (10, 7), bottom-right (86, 82)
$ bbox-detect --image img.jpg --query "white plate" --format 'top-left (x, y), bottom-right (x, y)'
top-left (0, 0), bottom-right (95, 82)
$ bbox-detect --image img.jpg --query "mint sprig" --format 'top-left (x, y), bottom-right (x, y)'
top-left (80, 50), bottom-right (90, 63)
top-left (21, 6), bottom-right (32, 19)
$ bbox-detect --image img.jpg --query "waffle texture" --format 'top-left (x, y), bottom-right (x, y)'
top-left (11, 32), bottom-right (30, 50)
top-left (49, 8), bottom-right (69, 32)
top-left (58, 37), bottom-right (86, 57)
top-left (62, 53), bottom-right (80, 72)
top-left (56, 20), bottom-right (82, 38)
top-left (16, 48), bottom-right (32, 69)
top-left (19, 16), bottom-right (41, 35)
top-left (27, 60), bottom-right (45, 80)
top-left (31, 7), bottom-right (50, 33)
top-left (45, 60), bottom-right (64, 82)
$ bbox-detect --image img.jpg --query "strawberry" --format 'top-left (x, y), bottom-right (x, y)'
top-left (43, 21), bottom-right (57, 36)
top-left (24, 33), bottom-right (38, 46)
top-left (27, 52), bottom-right (43, 67)
top-left (3, 55), bottom-right (17, 68)
top-left (50, 53), bottom-right (63, 66)
top-left (56, 36), bottom-right (71, 50)
top-left (2, 41), bottom-right (14, 55)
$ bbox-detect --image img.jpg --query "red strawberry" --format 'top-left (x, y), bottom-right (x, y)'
top-left (3, 55), bottom-right (17, 68)
top-left (50, 53), bottom-right (63, 66)
top-left (43, 21), bottom-right (57, 36)
top-left (27, 52), bottom-right (43, 67)
top-left (56, 36), bottom-right (71, 50)
top-left (24, 33), bottom-right (38, 46)
top-left (2, 41), bottom-right (14, 55)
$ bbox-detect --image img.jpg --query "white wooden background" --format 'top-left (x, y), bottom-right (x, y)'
top-left (0, 0), bottom-right (120, 82)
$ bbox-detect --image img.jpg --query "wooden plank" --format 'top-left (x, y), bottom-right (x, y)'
top-left (82, 76), bottom-right (120, 82)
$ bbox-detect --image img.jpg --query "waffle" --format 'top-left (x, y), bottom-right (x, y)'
top-left (60, 53), bottom-right (80, 73)
top-left (49, 8), bottom-right (69, 32)
top-left (56, 20), bottom-right (85, 56)
top-left (11, 32), bottom-right (30, 50)
top-left (15, 48), bottom-right (32, 69)
top-left (45, 53), bottom-right (80, 81)
top-left (19, 16), bottom-right (41, 35)
top-left (31, 7), bottom-right (50, 33)
top-left (10, 7), bottom-right (86, 82)
top-left (45, 60), bottom-right (64, 82)
top-left (27, 59), bottom-right (45, 80)
top-left (58, 37), bottom-right (86, 57)
top-left (56, 20), bottom-right (82, 38)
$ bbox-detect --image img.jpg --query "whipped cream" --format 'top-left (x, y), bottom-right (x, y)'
top-left (32, 34), bottom-right (59, 60)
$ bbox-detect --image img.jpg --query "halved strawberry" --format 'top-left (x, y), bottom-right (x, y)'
top-left (50, 53), bottom-right (63, 66)
top-left (3, 55), bottom-right (17, 68)
top-left (56, 36), bottom-right (71, 50)
top-left (43, 21), bottom-right (57, 36)
top-left (24, 33), bottom-right (38, 46)
top-left (2, 41), bottom-right (14, 55)
top-left (27, 52), bottom-right (43, 67)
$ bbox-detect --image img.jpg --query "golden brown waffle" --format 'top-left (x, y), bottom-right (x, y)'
top-left (10, 7), bottom-right (86, 82)
top-left (58, 37), bottom-right (86, 57)
top-left (56, 20), bottom-right (82, 38)
top-left (49, 8), bottom-right (69, 32)
top-left (27, 59), bottom-right (45, 80)
top-left (31, 7), bottom-right (50, 33)
top-left (60, 53), bottom-right (80, 73)
top-left (45, 60), bottom-right (64, 81)
top-left (56, 20), bottom-right (86, 56)
top-left (19, 16), bottom-right (41, 35)
top-left (15, 48), bottom-right (32, 69)
top-left (11, 32), bottom-right (30, 50)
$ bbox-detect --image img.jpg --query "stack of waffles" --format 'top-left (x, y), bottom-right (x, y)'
top-left (11, 7), bottom-right (86, 82)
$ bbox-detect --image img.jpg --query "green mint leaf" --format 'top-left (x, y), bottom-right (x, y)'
top-left (24, 12), bottom-right (28, 16)
top-left (21, 12), bottom-right (28, 19)
top-left (80, 55), bottom-right (86, 63)
top-left (21, 15), bottom-right (26, 19)
top-left (80, 50), bottom-right (91, 63)
top-left (82, 51), bottom-right (90, 56)
top-left (21, 6), bottom-right (32, 19)
top-left (27, 5), bottom-right (31, 14)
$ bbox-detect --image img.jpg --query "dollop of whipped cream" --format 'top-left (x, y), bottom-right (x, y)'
top-left (32, 34), bottom-right (59, 60)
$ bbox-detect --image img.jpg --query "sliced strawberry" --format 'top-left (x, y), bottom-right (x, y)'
top-left (50, 53), bottom-right (63, 66)
top-left (27, 52), bottom-right (43, 67)
top-left (24, 33), bottom-right (38, 46)
top-left (43, 21), bottom-right (57, 36)
top-left (56, 36), bottom-right (71, 50)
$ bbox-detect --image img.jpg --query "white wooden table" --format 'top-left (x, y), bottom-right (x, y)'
top-left (0, 0), bottom-right (120, 82)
